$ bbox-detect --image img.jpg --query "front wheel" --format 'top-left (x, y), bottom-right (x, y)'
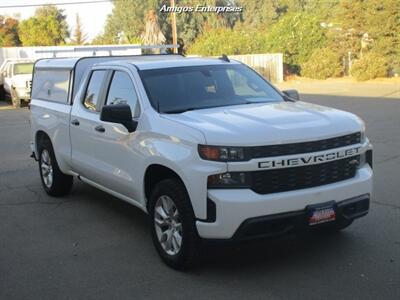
top-left (149, 178), bottom-right (200, 270)
top-left (11, 89), bottom-right (21, 108)
top-left (38, 139), bottom-right (73, 196)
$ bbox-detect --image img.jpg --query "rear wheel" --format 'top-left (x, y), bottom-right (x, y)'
top-left (38, 139), bottom-right (73, 196)
top-left (149, 178), bottom-right (200, 270)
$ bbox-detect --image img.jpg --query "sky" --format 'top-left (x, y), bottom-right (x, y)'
top-left (0, 0), bottom-right (114, 41)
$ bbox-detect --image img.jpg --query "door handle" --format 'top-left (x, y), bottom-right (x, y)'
top-left (71, 119), bottom-right (80, 126)
top-left (94, 125), bottom-right (105, 133)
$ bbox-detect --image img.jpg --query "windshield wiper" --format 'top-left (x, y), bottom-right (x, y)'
top-left (163, 102), bottom-right (264, 114)
top-left (163, 108), bottom-right (197, 114)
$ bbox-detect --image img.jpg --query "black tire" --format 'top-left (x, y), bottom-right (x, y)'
top-left (0, 85), bottom-right (5, 101)
top-left (149, 178), bottom-right (200, 270)
top-left (38, 138), bottom-right (73, 197)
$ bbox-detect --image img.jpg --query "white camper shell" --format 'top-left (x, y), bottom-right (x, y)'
top-left (32, 54), bottom-right (185, 105)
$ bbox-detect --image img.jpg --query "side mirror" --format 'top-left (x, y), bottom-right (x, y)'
top-left (282, 89), bottom-right (300, 101)
top-left (100, 104), bottom-right (138, 133)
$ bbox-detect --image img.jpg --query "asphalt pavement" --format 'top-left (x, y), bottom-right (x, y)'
top-left (0, 91), bottom-right (399, 300)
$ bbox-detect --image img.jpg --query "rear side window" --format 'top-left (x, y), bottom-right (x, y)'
top-left (83, 70), bottom-right (107, 111)
top-left (31, 69), bottom-right (71, 103)
top-left (106, 71), bottom-right (138, 115)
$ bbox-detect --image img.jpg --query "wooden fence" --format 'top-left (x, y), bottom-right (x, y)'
top-left (229, 53), bottom-right (283, 83)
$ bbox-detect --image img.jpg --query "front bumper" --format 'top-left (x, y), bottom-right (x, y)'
top-left (196, 164), bottom-right (373, 239)
top-left (15, 87), bottom-right (31, 100)
top-left (233, 194), bottom-right (369, 241)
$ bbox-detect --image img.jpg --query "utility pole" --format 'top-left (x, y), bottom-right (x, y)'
top-left (170, 0), bottom-right (178, 53)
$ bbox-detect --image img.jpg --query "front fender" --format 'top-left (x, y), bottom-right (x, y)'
top-left (139, 135), bottom-right (226, 220)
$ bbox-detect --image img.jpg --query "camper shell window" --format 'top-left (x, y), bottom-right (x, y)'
top-left (31, 69), bottom-right (71, 103)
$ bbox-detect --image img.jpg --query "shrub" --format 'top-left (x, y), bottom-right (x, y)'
top-left (351, 52), bottom-right (389, 81)
top-left (187, 28), bottom-right (266, 56)
top-left (263, 12), bottom-right (327, 73)
top-left (301, 48), bottom-right (343, 79)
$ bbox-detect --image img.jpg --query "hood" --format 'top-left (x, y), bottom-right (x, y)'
top-left (162, 101), bottom-right (364, 146)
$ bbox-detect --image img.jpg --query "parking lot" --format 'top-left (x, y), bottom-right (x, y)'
top-left (1, 85), bottom-right (399, 299)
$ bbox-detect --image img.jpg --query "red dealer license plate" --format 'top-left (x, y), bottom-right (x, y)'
top-left (307, 202), bottom-right (336, 226)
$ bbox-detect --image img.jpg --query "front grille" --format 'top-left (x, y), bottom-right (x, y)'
top-left (249, 132), bottom-right (361, 159)
top-left (250, 156), bottom-right (359, 194)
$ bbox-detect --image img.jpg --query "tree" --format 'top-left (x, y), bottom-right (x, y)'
top-left (99, 0), bottom-right (149, 44)
top-left (0, 16), bottom-right (21, 47)
top-left (141, 9), bottom-right (166, 52)
top-left (237, 0), bottom-right (283, 30)
top-left (188, 27), bottom-right (265, 55)
top-left (264, 12), bottom-right (327, 73)
top-left (237, 0), bottom-right (338, 32)
top-left (71, 14), bottom-right (87, 45)
top-left (98, 0), bottom-right (239, 50)
top-left (19, 5), bottom-right (69, 46)
top-left (327, 0), bottom-right (399, 73)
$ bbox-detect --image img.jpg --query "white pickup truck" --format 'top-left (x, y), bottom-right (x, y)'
top-left (0, 59), bottom-right (34, 107)
top-left (30, 52), bottom-right (373, 269)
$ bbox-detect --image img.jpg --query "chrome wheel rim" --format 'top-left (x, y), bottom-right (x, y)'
top-left (40, 149), bottom-right (53, 188)
top-left (154, 195), bottom-right (182, 255)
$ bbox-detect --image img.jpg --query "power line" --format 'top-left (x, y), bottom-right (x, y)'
top-left (0, 0), bottom-right (113, 9)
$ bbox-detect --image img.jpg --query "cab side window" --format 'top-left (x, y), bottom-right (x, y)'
top-left (83, 70), bottom-right (107, 111)
top-left (106, 71), bottom-right (139, 116)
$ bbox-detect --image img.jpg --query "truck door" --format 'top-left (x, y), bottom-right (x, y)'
top-left (70, 69), bottom-right (109, 181)
top-left (70, 68), bottom-right (142, 201)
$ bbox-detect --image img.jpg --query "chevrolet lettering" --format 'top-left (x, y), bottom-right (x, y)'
top-left (258, 147), bottom-right (361, 169)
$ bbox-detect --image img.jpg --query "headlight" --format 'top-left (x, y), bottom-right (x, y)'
top-left (198, 145), bottom-right (245, 161)
top-left (208, 172), bottom-right (251, 188)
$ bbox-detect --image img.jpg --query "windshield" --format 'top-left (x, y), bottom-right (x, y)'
top-left (139, 64), bottom-right (283, 113)
top-left (13, 63), bottom-right (34, 75)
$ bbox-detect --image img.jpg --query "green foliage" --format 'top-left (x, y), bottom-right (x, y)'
top-left (237, 0), bottom-right (284, 30)
top-left (330, 0), bottom-right (400, 69)
top-left (187, 28), bottom-right (265, 56)
top-left (19, 5), bottom-right (69, 46)
top-left (351, 52), bottom-right (388, 81)
top-left (99, 0), bottom-right (239, 49)
top-left (263, 12), bottom-right (327, 72)
top-left (301, 48), bottom-right (343, 79)
top-left (100, 0), bottom-right (149, 44)
top-left (0, 16), bottom-right (21, 47)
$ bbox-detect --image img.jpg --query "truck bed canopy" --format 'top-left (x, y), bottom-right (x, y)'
top-left (33, 44), bottom-right (181, 102)
top-left (34, 54), bottom-right (183, 102)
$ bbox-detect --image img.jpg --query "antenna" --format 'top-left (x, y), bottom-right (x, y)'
top-left (219, 54), bottom-right (230, 62)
